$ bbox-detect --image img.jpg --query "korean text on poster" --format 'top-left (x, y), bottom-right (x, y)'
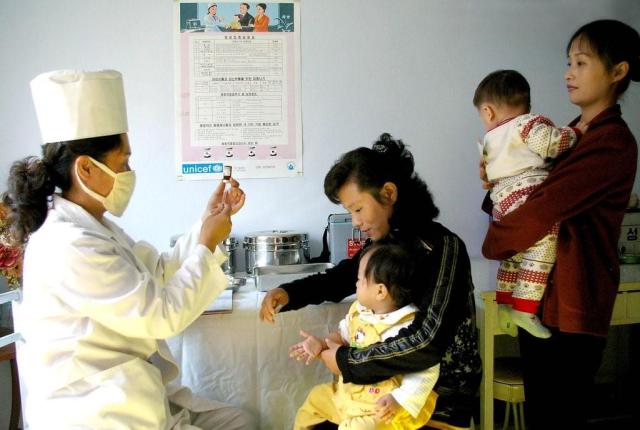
top-left (175, 1), bottom-right (302, 179)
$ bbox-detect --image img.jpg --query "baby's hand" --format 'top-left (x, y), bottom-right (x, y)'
top-left (479, 158), bottom-right (493, 190)
top-left (289, 343), bottom-right (315, 364)
top-left (288, 330), bottom-right (325, 365)
top-left (375, 394), bottom-right (401, 423)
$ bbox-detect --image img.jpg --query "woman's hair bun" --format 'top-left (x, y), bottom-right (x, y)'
top-left (371, 132), bottom-right (415, 178)
top-left (372, 132), bottom-right (405, 158)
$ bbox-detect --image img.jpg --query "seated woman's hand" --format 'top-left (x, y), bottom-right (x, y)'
top-left (289, 330), bottom-right (324, 365)
top-left (259, 287), bottom-right (289, 322)
top-left (375, 394), bottom-right (401, 423)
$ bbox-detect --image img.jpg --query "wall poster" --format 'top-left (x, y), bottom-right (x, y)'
top-left (175, 1), bottom-right (302, 179)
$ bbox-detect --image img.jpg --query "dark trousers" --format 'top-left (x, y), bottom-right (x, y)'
top-left (519, 327), bottom-right (606, 430)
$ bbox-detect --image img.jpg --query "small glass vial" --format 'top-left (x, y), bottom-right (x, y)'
top-left (223, 165), bottom-right (232, 181)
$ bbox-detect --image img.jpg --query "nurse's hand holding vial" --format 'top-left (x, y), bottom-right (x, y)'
top-left (221, 166), bottom-right (242, 210)
top-left (202, 169), bottom-right (245, 222)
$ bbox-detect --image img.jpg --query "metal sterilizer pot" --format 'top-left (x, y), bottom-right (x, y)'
top-left (243, 230), bottom-right (310, 274)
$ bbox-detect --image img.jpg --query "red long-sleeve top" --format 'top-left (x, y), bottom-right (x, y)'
top-left (483, 105), bottom-right (637, 336)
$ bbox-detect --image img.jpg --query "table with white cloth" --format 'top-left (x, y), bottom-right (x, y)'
top-left (167, 278), bottom-right (354, 430)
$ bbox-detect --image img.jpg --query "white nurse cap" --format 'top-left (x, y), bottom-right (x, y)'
top-left (30, 69), bottom-right (128, 143)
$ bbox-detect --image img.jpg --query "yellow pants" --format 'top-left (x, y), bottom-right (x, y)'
top-left (293, 382), bottom-right (438, 430)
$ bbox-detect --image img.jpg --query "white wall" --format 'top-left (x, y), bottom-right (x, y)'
top-left (1, 0), bottom-right (639, 262)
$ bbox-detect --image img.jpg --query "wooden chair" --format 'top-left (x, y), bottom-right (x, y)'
top-left (0, 289), bottom-right (22, 430)
top-left (493, 357), bottom-right (525, 430)
top-left (479, 291), bottom-right (526, 430)
top-left (480, 279), bottom-right (640, 429)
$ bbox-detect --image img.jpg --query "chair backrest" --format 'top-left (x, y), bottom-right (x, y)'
top-left (0, 289), bottom-right (22, 348)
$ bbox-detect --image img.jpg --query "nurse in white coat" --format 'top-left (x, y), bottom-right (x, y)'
top-left (2, 70), bottom-right (255, 429)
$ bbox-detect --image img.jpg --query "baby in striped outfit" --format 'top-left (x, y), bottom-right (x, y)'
top-left (474, 69), bottom-right (585, 338)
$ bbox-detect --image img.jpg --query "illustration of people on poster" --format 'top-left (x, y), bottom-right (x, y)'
top-left (175, 1), bottom-right (301, 179)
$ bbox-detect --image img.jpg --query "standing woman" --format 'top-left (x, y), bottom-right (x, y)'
top-left (253, 3), bottom-right (269, 32)
top-left (261, 134), bottom-right (482, 430)
top-left (3, 70), bottom-right (254, 429)
top-left (482, 20), bottom-right (640, 429)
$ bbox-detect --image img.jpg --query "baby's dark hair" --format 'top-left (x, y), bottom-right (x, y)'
top-left (567, 19), bottom-right (640, 96)
top-left (362, 241), bottom-right (415, 308)
top-left (473, 69), bottom-right (531, 112)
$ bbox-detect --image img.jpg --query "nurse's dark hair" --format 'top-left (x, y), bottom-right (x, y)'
top-left (362, 240), bottom-right (416, 308)
top-left (1, 134), bottom-right (122, 245)
top-left (567, 19), bottom-right (640, 96)
top-left (324, 133), bottom-right (439, 232)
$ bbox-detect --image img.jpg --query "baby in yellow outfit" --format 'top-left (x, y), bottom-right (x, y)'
top-left (290, 242), bottom-right (440, 429)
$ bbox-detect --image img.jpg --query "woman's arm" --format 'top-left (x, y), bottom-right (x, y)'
top-left (483, 126), bottom-right (637, 260)
top-left (280, 252), bottom-right (360, 311)
top-left (335, 233), bottom-right (475, 384)
top-left (52, 231), bottom-right (227, 340)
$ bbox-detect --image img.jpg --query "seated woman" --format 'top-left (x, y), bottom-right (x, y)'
top-left (260, 133), bottom-right (482, 430)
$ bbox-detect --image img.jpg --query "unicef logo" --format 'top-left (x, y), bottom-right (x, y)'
top-left (287, 162), bottom-right (295, 170)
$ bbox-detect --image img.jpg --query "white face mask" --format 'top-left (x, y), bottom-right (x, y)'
top-left (76, 156), bottom-right (136, 217)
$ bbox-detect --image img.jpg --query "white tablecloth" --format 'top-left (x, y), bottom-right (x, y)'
top-left (167, 279), bottom-right (353, 430)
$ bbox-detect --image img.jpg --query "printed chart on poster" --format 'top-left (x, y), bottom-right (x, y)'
top-left (175, 0), bottom-right (302, 179)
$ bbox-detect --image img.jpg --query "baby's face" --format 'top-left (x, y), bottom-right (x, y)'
top-left (356, 253), bottom-right (377, 309)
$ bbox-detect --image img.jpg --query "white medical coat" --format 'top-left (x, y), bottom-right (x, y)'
top-left (14, 194), bottom-right (230, 429)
